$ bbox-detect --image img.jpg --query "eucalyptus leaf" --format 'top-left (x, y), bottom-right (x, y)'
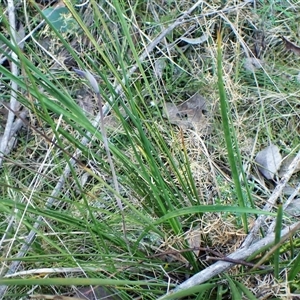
top-left (163, 93), bottom-right (209, 131)
top-left (244, 57), bottom-right (264, 72)
top-left (180, 33), bottom-right (209, 45)
top-left (255, 144), bottom-right (282, 180)
top-left (16, 23), bottom-right (25, 49)
top-left (154, 57), bottom-right (166, 79)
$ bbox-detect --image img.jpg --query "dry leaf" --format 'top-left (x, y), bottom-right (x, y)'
top-left (244, 57), bottom-right (264, 72)
top-left (163, 93), bottom-right (208, 131)
top-left (76, 88), bottom-right (94, 115)
top-left (186, 227), bottom-right (202, 255)
top-left (154, 57), bottom-right (166, 79)
top-left (16, 23), bottom-right (25, 50)
top-left (255, 144), bottom-right (282, 180)
top-left (278, 154), bottom-right (300, 178)
top-left (285, 198), bottom-right (300, 216)
top-left (179, 33), bottom-right (209, 45)
top-left (281, 36), bottom-right (300, 55)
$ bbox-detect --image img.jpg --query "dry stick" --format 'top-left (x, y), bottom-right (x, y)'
top-left (148, 247), bottom-right (267, 269)
top-left (158, 221), bottom-right (300, 299)
top-left (0, 0), bottom-right (24, 284)
top-left (0, 2), bottom-right (204, 296)
top-left (250, 223), bottom-right (300, 271)
top-left (267, 180), bottom-right (300, 235)
top-left (0, 110), bottom-right (27, 248)
top-left (241, 150), bottom-right (300, 248)
top-left (0, 5), bottom-right (47, 171)
top-left (205, 256), bottom-right (267, 270)
top-left (0, 0), bottom-right (20, 167)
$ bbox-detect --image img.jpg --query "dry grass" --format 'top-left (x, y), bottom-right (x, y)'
top-left (0, 0), bottom-right (300, 299)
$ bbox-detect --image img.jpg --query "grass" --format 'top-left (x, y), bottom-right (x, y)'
top-left (0, 0), bottom-right (300, 299)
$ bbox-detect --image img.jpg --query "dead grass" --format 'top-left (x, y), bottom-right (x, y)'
top-left (1, 0), bottom-right (300, 299)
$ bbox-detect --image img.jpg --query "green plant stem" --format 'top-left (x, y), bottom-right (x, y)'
top-left (274, 203), bottom-right (283, 279)
top-left (216, 31), bottom-right (248, 232)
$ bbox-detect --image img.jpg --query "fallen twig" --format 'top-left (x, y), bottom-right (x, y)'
top-left (205, 255), bottom-right (267, 270)
top-left (242, 149), bottom-right (300, 248)
top-left (0, 0), bottom-right (20, 167)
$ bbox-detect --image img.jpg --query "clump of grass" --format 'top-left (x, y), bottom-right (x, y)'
top-left (0, 0), bottom-right (300, 299)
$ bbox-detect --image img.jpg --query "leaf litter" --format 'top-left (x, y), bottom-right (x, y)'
top-left (281, 36), bottom-right (300, 55)
top-left (179, 33), bottom-right (209, 45)
top-left (244, 57), bottom-right (264, 72)
top-left (255, 144), bottom-right (282, 180)
top-left (163, 93), bottom-right (210, 133)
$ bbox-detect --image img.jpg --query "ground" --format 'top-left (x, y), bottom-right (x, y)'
top-left (0, 0), bottom-right (300, 299)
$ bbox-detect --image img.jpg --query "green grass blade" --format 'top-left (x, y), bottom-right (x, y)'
top-left (234, 280), bottom-right (258, 300)
top-left (158, 283), bottom-right (215, 300)
top-left (216, 284), bottom-right (227, 300)
top-left (226, 276), bottom-right (241, 300)
top-left (288, 249), bottom-right (300, 282)
top-left (216, 30), bottom-right (248, 232)
top-left (0, 278), bottom-right (167, 287)
top-left (274, 202), bottom-right (283, 279)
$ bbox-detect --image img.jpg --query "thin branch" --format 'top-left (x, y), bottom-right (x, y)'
top-left (205, 256), bottom-right (268, 270)
top-left (267, 174), bottom-right (300, 234)
top-left (4, 267), bottom-right (101, 278)
top-left (0, 0), bottom-right (19, 167)
top-left (250, 227), bottom-right (297, 271)
top-left (241, 149), bottom-right (300, 248)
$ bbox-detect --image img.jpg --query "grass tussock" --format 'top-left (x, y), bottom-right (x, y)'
top-left (0, 0), bottom-right (300, 299)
